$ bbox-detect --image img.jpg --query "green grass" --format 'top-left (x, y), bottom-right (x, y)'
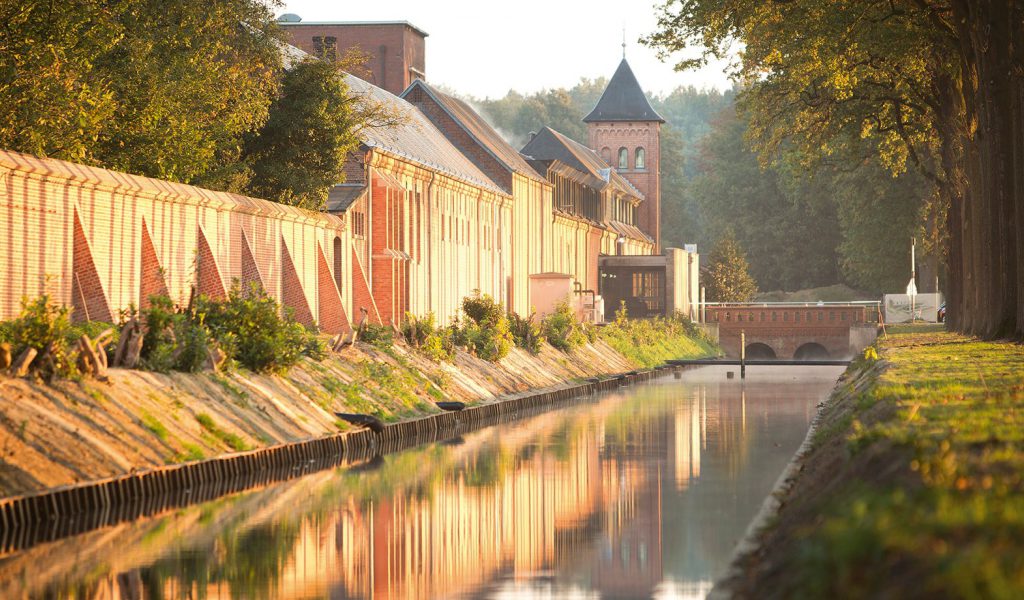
top-left (140, 411), bottom-right (169, 441)
top-left (195, 413), bottom-right (249, 452)
top-left (787, 329), bottom-right (1024, 597)
top-left (597, 316), bottom-right (718, 368)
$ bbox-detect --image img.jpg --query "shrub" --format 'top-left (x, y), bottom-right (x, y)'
top-left (542, 300), bottom-right (589, 353)
top-left (6, 296), bottom-right (77, 379)
top-left (138, 283), bottom-right (323, 374)
top-left (140, 295), bottom-right (212, 373)
top-left (457, 292), bottom-right (512, 361)
top-left (402, 312), bottom-right (455, 362)
top-left (201, 283), bottom-right (322, 373)
top-left (359, 322), bottom-right (394, 349)
top-left (508, 310), bottom-right (544, 354)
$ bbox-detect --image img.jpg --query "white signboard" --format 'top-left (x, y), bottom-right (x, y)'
top-left (906, 278), bottom-right (918, 296)
top-left (884, 293), bottom-right (942, 323)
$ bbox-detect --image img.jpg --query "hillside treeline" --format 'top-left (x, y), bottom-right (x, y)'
top-left (471, 82), bottom-right (932, 295)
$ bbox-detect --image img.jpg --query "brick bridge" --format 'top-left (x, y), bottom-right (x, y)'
top-left (705, 304), bottom-right (879, 360)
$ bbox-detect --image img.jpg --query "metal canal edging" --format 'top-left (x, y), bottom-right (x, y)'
top-left (0, 365), bottom-right (673, 554)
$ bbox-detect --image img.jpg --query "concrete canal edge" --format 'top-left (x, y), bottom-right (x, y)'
top-left (0, 365), bottom-right (674, 553)
top-left (708, 358), bottom-right (885, 599)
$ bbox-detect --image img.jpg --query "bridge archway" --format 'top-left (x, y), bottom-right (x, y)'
top-left (794, 342), bottom-right (830, 360)
top-left (745, 343), bottom-right (777, 360)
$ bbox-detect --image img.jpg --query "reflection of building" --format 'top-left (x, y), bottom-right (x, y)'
top-left (19, 375), bottom-right (822, 600)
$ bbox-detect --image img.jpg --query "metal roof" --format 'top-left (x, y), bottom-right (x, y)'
top-left (345, 75), bottom-right (506, 196)
top-left (401, 80), bottom-right (548, 190)
top-left (520, 127), bottom-right (644, 200)
top-left (583, 59), bottom-right (665, 123)
top-left (327, 183), bottom-right (367, 213)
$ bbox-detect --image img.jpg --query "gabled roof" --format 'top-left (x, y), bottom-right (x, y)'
top-left (345, 75), bottom-right (506, 196)
top-left (520, 127), bottom-right (644, 200)
top-left (401, 80), bottom-right (548, 189)
top-left (327, 183), bottom-right (366, 212)
top-left (583, 59), bottom-right (665, 123)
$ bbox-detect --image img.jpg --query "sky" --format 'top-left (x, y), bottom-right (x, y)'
top-left (279, 0), bottom-right (735, 100)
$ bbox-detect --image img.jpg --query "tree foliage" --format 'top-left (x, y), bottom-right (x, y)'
top-left (0, 0), bottom-right (385, 210)
top-left (0, 0), bottom-right (284, 187)
top-left (244, 59), bottom-right (361, 210)
top-left (645, 0), bottom-right (1024, 339)
top-left (704, 231), bottom-right (758, 302)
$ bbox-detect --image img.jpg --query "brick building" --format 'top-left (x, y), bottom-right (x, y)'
top-left (0, 34), bottom-right (698, 331)
top-left (584, 59), bottom-right (665, 250)
top-left (277, 15), bottom-right (426, 96)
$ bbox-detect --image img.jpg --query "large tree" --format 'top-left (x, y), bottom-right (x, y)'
top-left (243, 59), bottom-right (361, 210)
top-left (646, 0), bottom-right (1024, 339)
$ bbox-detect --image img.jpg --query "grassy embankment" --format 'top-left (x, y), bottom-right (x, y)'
top-left (731, 325), bottom-right (1024, 597)
top-left (598, 316), bottom-right (718, 368)
top-left (0, 306), bottom-right (716, 497)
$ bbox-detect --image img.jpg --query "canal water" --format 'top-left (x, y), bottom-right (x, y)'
top-left (0, 365), bottom-right (843, 599)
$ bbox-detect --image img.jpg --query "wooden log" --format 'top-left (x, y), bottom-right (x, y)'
top-left (122, 324), bottom-right (144, 369)
top-left (11, 347), bottom-right (37, 377)
top-left (112, 319), bottom-right (135, 367)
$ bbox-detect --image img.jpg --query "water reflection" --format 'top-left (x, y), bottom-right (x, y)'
top-left (0, 365), bottom-right (842, 599)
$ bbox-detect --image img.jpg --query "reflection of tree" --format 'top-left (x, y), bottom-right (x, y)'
top-left (133, 519), bottom-right (301, 600)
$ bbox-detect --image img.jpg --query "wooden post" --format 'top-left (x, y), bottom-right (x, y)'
top-left (740, 330), bottom-right (746, 380)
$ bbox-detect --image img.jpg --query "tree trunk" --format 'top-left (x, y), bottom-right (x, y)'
top-left (948, 0), bottom-right (1022, 339)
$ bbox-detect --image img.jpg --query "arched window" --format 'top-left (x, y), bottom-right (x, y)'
top-left (635, 147), bottom-right (646, 169)
top-left (601, 147), bottom-right (611, 162)
top-left (618, 147), bottom-right (628, 170)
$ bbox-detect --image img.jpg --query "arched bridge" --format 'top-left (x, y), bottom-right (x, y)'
top-left (704, 303), bottom-right (879, 360)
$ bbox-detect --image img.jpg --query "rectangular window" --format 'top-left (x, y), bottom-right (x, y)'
top-left (312, 36), bottom-right (338, 61)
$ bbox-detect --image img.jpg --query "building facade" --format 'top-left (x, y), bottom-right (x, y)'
top-left (278, 16), bottom-right (427, 96)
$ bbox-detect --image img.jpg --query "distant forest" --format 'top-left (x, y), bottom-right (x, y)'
top-left (464, 81), bottom-right (935, 296)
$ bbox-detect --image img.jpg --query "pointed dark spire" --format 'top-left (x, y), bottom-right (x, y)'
top-left (583, 58), bottom-right (665, 123)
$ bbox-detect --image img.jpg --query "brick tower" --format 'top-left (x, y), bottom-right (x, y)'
top-left (584, 58), bottom-right (665, 250)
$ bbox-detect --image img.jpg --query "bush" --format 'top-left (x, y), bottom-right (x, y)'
top-left (4, 296), bottom-right (77, 379)
top-left (201, 283), bottom-right (323, 373)
top-left (456, 291), bottom-right (512, 361)
top-left (140, 295), bottom-right (211, 373)
top-left (508, 310), bottom-right (544, 354)
top-left (359, 322), bottom-right (394, 349)
top-left (138, 283), bottom-right (323, 374)
top-left (402, 312), bottom-right (454, 362)
top-left (542, 300), bottom-right (589, 353)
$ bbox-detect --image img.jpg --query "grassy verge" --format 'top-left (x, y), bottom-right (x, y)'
top-left (783, 325), bottom-right (1024, 597)
top-left (598, 317), bottom-right (718, 368)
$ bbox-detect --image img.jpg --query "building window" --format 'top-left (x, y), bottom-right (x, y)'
top-left (351, 210), bottom-right (366, 238)
top-left (333, 237), bottom-right (343, 291)
top-left (601, 147), bottom-right (611, 162)
top-left (312, 36), bottom-right (337, 62)
top-left (618, 147), bottom-right (628, 170)
top-left (635, 147), bottom-right (645, 169)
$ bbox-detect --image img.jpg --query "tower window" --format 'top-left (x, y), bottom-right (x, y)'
top-left (601, 147), bottom-right (611, 162)
top-left (635, 147), bottom-right (646, 169)
top-left (618, 147), bottom-right (628, 170)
